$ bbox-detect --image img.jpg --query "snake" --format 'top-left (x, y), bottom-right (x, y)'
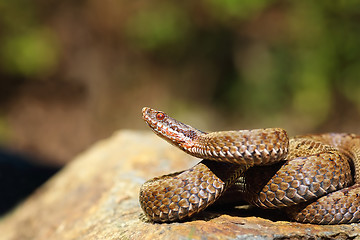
top-left (139, 107), bottom-right (360, 224)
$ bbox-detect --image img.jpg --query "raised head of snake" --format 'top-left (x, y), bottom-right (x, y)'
top-left (142, 107), bottom-right (205, 152)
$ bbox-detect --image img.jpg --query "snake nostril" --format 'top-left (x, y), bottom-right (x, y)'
top-left (142, 107), bottom-right (149, 114)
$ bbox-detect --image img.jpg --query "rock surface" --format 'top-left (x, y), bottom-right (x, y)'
top-left (1, 130), bottom-right (360, 240)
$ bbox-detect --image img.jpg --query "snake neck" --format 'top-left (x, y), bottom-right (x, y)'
top-left (153, 125), bottom-right (206, 153)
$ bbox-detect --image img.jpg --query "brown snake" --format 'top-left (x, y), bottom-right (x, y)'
top-left (139, 107), bottom-right (360, 224)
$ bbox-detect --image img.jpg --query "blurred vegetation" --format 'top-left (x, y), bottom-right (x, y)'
top-left (0, 0), bottom-right (360, 163)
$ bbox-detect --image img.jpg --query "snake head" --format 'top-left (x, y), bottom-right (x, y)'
top-left (142, 107), bottom-right (205, 151)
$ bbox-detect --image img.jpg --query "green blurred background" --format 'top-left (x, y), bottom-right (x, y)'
top-left (1, 0), bottom-right (360, 165)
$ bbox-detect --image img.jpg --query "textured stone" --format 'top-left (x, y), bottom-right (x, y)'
top-left (0, 130), bottom-right (360, 240)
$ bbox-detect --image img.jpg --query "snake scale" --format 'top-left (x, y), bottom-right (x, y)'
top-left (139, 107), bottom-right (360, 224)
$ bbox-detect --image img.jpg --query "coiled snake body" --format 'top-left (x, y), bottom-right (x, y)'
top-left (139, 107), bottom-right (360, 224)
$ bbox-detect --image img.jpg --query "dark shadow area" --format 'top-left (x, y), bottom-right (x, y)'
top-left (0, 148), bottom-right (61, 215)
top-left (203, 203), bottom-right (290, 222)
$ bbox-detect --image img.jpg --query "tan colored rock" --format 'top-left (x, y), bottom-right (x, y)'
top-left (0, 130), bottom-right (360, 240)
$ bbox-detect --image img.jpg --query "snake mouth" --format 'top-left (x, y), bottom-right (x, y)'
top-left (142, 107), bottom-right (157, 125)
top-left (142, 107), bottom-right (160, 129)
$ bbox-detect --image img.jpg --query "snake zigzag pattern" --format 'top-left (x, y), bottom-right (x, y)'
top-left (139, 107), bottom-right (360, 224)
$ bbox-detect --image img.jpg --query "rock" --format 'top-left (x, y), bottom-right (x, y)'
top-left (0, 130), bottom-right (360, 240)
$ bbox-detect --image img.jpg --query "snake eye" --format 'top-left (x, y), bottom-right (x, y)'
top-left (156, 112), bottom-right (165, 120)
